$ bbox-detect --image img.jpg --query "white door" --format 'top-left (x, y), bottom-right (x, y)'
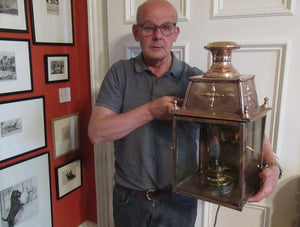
top-left (88, 0), bottom-right (300, 226)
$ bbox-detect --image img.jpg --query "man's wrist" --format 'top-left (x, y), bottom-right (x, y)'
top-left (263, 162), bottom-right (283, 179)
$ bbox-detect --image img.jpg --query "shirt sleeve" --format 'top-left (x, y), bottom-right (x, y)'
top-left (95, 64), bottom-right (123, 114)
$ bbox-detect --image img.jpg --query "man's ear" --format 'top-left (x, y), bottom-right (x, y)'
top-left (173, 26), bottom-right (180, 42)
top-left (132, 24), bottom-right (140, 41)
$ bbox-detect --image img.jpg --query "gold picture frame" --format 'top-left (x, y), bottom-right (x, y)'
top-left (51, 113), bottom-right (79, 159)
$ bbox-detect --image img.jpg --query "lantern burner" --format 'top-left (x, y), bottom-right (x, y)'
top-left (201, 135), bottom-right (234, 196)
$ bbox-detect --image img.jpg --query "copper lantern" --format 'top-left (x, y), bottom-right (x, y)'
top-left (171, 41), bottom-right (271, 211)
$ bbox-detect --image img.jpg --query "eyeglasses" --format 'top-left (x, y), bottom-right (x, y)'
top-left (137, 22), bottom-right (177, 37)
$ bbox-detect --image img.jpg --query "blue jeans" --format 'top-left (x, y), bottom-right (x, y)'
top-left (113, 184), bottom-right (197, 227)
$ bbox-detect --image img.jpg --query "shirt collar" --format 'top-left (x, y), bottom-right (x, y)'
top-left (134, 52), bottom-right (181, 78)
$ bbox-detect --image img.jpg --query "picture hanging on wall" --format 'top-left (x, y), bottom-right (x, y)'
top-left (0, 96), bottom-right (46, 163)
top-left (0, 152), bottom-right (52, 227)
top-left (29, 0), bottom-right (74, 45)
top-left (0, 38), bottom-right (33, 96)
top-left (0, 0), bottom-right (28, 32)
top-left (51, 113), bottom-right (79, 159)
top-left (45, 54), bottom-right (69, 83)
top-left (55, 158), bottom-right (82, 199)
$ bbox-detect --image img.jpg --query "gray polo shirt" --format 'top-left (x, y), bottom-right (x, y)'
top-left (96, 52), bottom-right (203, 190)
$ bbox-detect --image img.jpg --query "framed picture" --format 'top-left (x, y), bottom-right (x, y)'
top-left (45, 54), bottom-right (69, 83)
top-left (55, 158), bottom-right (82, 199)
top-left (0, 0), bottom-right (28, 32)
top-left (0, 152), bottom-right (52, 227)
top-left (29, 0), bottom-right (74, 45)
top-left (0, 38), bottom-right (33, 96)
top-left (51, 113), bottom-right (79, 159)
top-left (0, 96), bottom-right (46, 163)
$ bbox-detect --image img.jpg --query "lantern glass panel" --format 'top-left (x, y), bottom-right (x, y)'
top-left (243, 117), bottom-right (266, 195)
top-left (173, 116), bottom-right (266, 210)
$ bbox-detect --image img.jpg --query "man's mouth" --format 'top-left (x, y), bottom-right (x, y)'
top-left (151, 45), bottom-right (163, 50)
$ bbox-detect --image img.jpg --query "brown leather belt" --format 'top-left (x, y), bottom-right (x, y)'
top-left (119, 185), bottom-right (173, 201)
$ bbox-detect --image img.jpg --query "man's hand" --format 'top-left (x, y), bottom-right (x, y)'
top-left (248, 166), bottom-right (280, 202)
top-left (147, 96), bottom-right (183, 120)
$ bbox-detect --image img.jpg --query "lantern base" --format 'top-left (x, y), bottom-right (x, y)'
top-left (201, 173), bottom-right (234, 196)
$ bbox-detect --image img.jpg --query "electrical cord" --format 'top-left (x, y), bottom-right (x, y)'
top-left (213, 205), bottom-right (221, 227)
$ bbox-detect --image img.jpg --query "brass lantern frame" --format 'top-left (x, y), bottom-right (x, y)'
top-left (171, 42), bottom-right (271, 211)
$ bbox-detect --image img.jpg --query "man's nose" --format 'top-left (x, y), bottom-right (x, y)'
top-left (152, 26), bottom-right (163, 38)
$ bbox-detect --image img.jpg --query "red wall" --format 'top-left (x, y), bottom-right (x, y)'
top-left (0, 1), bottom-right (97, 226)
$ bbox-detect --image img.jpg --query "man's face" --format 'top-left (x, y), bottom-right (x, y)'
top-left (132, 3), bottom-right (179, 63)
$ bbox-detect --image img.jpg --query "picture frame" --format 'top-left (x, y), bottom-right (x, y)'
top-left (51, 113), bottom-right (79, 159)
top-left (55, 158), bottom-right (82, 199)
top-left (0, 0), bottom-right (28, 33)
top-left (29, 0), bottom-right (74, 45)
top-left (45, 54), bottom-right (69, 83)
top-left (0, 38), bottom-right (33, 96)
top-left (0, 96), bottom-right (46, 163)
top-left (0, 152), bottom-right (52, 227)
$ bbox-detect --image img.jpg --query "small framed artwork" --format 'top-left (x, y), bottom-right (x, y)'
top-left (55, 158), bottom-right (82, 199)
top-left (0, 96), bottom-right (46, 163)
top-left (0, 0), bottom-right (28, 32)
top-left (45, 54), bottom-right (69, 83)
top-left (0, 152), bottom-right (52, 227)
top-left (0, 38), bottom-right (33, 96)
top-left (51, 113), bottom-right (79, 159)
top-left (29, 0), bottom-right (74, 45)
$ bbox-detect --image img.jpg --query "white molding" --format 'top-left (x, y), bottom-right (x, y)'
top-left (238, 42), bottom-right (289, 154)
top-left (205, 203), bottom-right (270, 227)
top-left (124, 0), bottom-right (190, 24)
top-left (198, 201), bottom-right (211, 227)
top-left (172, 42), bottom-right (190, 62)
top-left (211, 0), bottom-right (296, 19)
top-left (125, 42), bottom-right (189, 62)
top-left (177, 0), bottom-right (191, 22)
top-left (124, 0), bottom-right (135, 24)
top-left (87, 1), bottom-right (115, 227)
top-left (87, 0), bottom-right (109, 103)
top-left (244, 204), bottom-right (270, 227)
top-left (125, 43), bottom-right (141, 59)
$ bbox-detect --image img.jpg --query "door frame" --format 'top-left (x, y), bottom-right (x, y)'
top-left (87, 0), bottom-right (115, 226)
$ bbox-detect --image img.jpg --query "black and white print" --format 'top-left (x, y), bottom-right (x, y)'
top-left (0, 0), bottom-right (18, 15)
top-left (0, 51), bottom-right (16, 81)
top-left (0, 118), bottom-right (23, 137)
top-left (50, 60), bottom-right (64, 75)
top-left (46, 0), bottom-right (59, 15)
top-left (0, 177), bottom-right (38, 227)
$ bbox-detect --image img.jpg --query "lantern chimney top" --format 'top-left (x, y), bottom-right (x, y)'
top-left (204, 41), bottom-right (241, 78)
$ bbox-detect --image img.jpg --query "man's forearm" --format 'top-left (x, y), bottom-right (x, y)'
top-left (88, 104), bottom-right (153, 144)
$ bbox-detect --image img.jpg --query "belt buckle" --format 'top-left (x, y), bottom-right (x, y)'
top-left (146, 190), bottom-right (155, 201)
